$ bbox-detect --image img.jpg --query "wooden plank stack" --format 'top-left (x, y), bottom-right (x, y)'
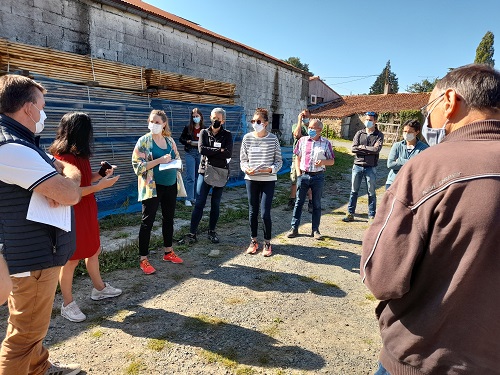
top-left (0, 37), bottom-right (236, 105)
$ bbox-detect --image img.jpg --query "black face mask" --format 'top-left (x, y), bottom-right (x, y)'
top-left (212, 120), bottom-right (221, 129)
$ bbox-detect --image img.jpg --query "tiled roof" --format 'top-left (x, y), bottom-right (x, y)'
top-left (311, 92), bottom-right (431, 119)
top-left (106, 0), bottom-right (310, 75)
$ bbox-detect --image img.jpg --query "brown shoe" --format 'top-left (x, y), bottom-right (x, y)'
top-left (286, 228), bottom-right (298, 238)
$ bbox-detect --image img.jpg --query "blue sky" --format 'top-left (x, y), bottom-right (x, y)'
top-left (146, 0), bottom-right (500, 95)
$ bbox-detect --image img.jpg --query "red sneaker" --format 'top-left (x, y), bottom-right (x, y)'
top-left (246, 240), bottom-right (258, 254)
top-left (262, 243), bottom-right (272, 257)
top-left (163, 251), bottom-right (183, 264)
top-left (140, 259), bottom-right (156, 275)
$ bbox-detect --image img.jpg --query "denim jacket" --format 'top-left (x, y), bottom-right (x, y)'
top-left (131, 133), bottom-right (180, 202)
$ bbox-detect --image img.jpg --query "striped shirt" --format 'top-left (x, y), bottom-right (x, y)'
top-left (240, 132), bottom-right (283, 181)
top-left (294, 136), bottom-right (335, 173)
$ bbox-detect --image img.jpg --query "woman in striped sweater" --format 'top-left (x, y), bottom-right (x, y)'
top-left (240, 108), bottom-right (283, 257)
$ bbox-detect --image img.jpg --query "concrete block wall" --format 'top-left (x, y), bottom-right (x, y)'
top-left (0, 0), bottom-right (308, 142)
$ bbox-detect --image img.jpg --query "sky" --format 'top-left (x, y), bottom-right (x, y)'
top-left (144, 0), bottom-right (500, 96)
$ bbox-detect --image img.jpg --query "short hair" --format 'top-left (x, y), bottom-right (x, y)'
top-left (303, 109), bottom-right (311, 115)
top-left (254, 108), bottom-right (269, 122)
top-left (149, 109), bottom-right (171, 137)
top-left (403, 119), bottom-right (421, 132)
top-left (0, 75), bottom-right (46, 114)
top-left (49, 112), bottom-right (94, 158)
top-left (435, 64), bottom-right (500, 110)
top-left (366, 111), bottom-right (379, 121)
top-left (310, 118), bottom-right (323, 129)
top-left (211, 107), bottom-right (226, 121)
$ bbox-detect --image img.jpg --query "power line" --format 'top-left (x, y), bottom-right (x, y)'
top-left (323, 75), bottom-right (378, 79)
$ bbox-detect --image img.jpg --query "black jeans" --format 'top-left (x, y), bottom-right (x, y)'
top-left (245, 180), bottom-right (275, 241)
top-left (139, 183), bottom-right (177, 256)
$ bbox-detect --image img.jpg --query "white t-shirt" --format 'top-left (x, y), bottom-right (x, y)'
top-left (0, 143), bottom-right (58, 190)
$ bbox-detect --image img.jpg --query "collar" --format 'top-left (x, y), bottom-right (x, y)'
top-left (0, 114), bottom-right (36, 144)
top-left (444, 119), bottom-right (500, 142)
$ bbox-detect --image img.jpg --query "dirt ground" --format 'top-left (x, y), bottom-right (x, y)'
top-left (0, 141), bottom-right (391, 375)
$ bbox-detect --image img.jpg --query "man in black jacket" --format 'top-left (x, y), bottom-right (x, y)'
top-left (342, 111), bottom-right (384, 222)
top-left (0, 75), bottom-right (82, 375)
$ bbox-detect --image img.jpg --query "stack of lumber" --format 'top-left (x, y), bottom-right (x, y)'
top-left (0, 38), bottom-right (235, 105)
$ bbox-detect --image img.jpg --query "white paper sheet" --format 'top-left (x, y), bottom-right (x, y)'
top-left (26, 192), bottom-right (71, 232)
top-left (158, 159), bottom-right (182, 171)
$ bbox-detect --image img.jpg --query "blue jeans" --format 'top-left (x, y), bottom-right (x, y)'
top-left (190, 174), bottom-right (224, 233)
top-left (184, 149), bottom-right (200, 202)
top-left (245, 180), bottom-right (275, 241)
top-left (347, 164), bottom-right (377, 217)
top-left (291, 172), bottom-right (324, 232)
top-left (374, 362), bottom-right (391, 375)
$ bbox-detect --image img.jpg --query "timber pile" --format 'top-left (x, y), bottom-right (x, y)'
top-left (0, 38), bottom-right (235, 105)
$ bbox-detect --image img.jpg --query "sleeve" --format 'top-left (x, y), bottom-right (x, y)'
top-left (360, 190), bottom-right (426, 300)
top-left (363, 132), bottom-right (384, 154)
top-left (351, 131), bottom-right (364, 153)
top-left (222, 132), bottom-right (233, 158)
top-left (271, 138), bottom-right (283, 174)
top-left (387, 143), bottom-right (404, 170)
top-left (293, 138), bottom-right (302, 156)
top-left (239, 135), bottom-right (249, 172)
top-left (179, 126), bottom-right (190, 146)
top-left (0, 143), bottom-right (58, 190)
top-left (131, 136), bottom-right (149, 176)
top-left (199, 130), bottom-right (221, 157)
top-left (325, 141), bottom-right (335, 160)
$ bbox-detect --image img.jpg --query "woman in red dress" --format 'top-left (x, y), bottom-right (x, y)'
top-left (49, 112), bottom-right (121, 322)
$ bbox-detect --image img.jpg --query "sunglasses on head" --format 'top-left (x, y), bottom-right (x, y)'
top-left (250, 119), bottom-right (263, 124)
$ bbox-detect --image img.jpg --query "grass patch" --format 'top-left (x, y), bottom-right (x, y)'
top-left (236, 366), bottom-right (257, 375)
top-left (184, 314), bottom-right (227, 330)
top-left (298, 275), bottom-right (317, 283)
top-left (112, 232), bottom-right (130, 239)
top-left (124, 360), bottom-right (146, 375)
top-left (147, 338), bottom-right (171, 351)
top-left (90, 329), bottom-right (103, 338)
top-left (365, 293), bottom-right (377, 302)
top-left (324, 280), bottom-right (340, 289)
top-left (99, 212), bottom-right (141, 231)
top-left (198, 348), bottom-right (238, 369)
top-left (225, 297), bottom-right (246, 305)
top-left (262, 274), bottom-right (281, 284)
top-left (262, 317), bottom-right (283, 337)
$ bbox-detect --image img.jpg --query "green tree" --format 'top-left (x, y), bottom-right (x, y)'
top-left (406, 78), bottom-right (438, 93)
top-left (369, 60), bottom-right (399, 94)
top-left (474, 31), bottom-right (495, 67)
top-left (283, 57), bottom-right (311, 73)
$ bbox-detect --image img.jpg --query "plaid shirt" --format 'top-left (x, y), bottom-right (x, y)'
top-left (293, 136), bottom-right (335, 172)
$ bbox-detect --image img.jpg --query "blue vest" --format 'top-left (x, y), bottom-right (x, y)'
top-left (0, 115), bottom-right (76, 274)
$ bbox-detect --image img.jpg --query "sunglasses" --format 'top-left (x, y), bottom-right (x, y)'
top-left (250, 119), bottom-right (264, 124)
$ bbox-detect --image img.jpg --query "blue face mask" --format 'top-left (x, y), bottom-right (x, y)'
top-left (365, 120), bottom-right (374, 129)
top-left (193, 116), bottom-right (201, 124)
top-left (421, 114), bottom-right (447, 146)
top-left (303, 118), bottom-right (310, 125)
top-left (308, 129), bottom-right (317, 138)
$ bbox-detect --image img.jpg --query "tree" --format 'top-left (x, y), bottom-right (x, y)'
top-left (406, 78), bottom-right (438, 93)
top-left (369, 60), bottom-right (399, 94)
top-left (283, 57), bottom-right (311, 73)
top-left (474, 31), bottom-right (495, 67)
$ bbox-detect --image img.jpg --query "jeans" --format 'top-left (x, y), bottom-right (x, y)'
top-left (291, 172), bottom-right (324, 232)
top-left (0, 267), bottom-right (60, 375)
top-left (347, 164), bottom-right (377, 217)
top-left (190, 174), bottom-right (224, 233)
top-left (184, 149), bottom-right (200, 202)
top-left (139, 183), bottom-right (177, 256)
top-left (245, 180), bottom-right (276, 241)
top-left (374, 362), bottom-right (391, 375)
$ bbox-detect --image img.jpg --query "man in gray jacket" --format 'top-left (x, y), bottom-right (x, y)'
top-left (361, 64), bottom-right (500, 374)
top-left (0, 75), bottom-right (82, 375)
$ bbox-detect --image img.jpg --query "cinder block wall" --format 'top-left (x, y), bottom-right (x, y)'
top-left (0, 0), bottom-right (308, 140)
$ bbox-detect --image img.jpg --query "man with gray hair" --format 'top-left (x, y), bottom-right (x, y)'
top-left (361, 64), bottom-right (500, 374)
top-left (287, 119), bottom-right (335, 240)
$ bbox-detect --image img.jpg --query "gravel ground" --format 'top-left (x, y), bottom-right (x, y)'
top-left (0, 141), bottom-right (391, 375)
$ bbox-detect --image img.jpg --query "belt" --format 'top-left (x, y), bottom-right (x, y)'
top-left (301, 170), bottom-right (324, 176)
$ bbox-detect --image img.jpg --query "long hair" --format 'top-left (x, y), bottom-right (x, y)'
top-left (188, 107), bottom-right (205, 134)
top-left (49, 112), bottom-right (94, 158)
top-left (149, 109), bottom-right (171, 137)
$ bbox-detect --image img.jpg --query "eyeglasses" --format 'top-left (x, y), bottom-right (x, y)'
top-left (420, 93), bottom-right (444, 117)
top-left (250, 119), bottom-right (263, 124)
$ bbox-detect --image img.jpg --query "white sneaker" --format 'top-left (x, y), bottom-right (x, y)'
top-left (45, 361), bottom-right (81, 375)
top-left (184, 200), bottom-right (192, 207)
top-left (61, 301), bottom-right (86, 322)
top-left (91, 282), bottom-right (122, 301)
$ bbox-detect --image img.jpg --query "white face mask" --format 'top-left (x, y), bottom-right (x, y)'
top-left (30, 104), bottom-right (46, 134)
top-left (365, 120), bottom-right (374, 129)
top-left (421, 115), bottom-right (447, 146)
top-left (252, 122), bottom-right (265, 133)
top-left (403, 132), bottom-right (415, 142)
top-left (148, 122), bottom-right (163, 135)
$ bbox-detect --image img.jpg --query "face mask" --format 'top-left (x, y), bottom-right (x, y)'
top-left (421, 114), bottom-right (447, 146)
top-left (212, 120), bottom-right (221, 129)
top-left (30, 104), bottom-right (46, 134)
top-left (365, 120), bottom-right (374, 129)
top-left (308, 129), bottom-right (317, 138)
top-left (148, 122), bottom-right (163, 134)
top-left (403, 133), bottom-right (415, 142)
top-left (302, 118), bottom-right (310, 125)
top-left (252, 123), bottom-right (265, 133)
top-left (193, 116), bottom-right (201, 124)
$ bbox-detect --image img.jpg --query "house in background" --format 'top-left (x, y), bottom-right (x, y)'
top-left (308, 76), bottom-right (342, 105)
top-left (311, 92), bottom-right (430, 142)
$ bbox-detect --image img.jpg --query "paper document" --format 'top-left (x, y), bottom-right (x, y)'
top-left (159, 159), bottom-right (182, 171)
top-left (26, 192), bottom-right (71, 232)
top-left (190, 141), bottom-right (199, 146)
